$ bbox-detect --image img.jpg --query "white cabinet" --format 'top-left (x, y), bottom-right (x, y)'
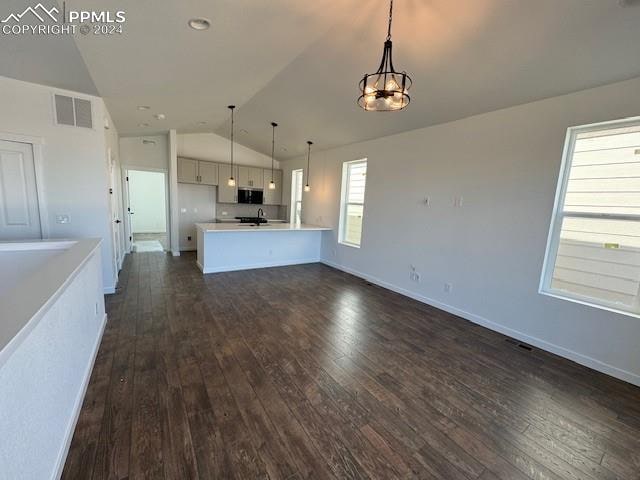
top-left (177, 158), bottom-right (198, 183)
top-left (238, 166), bottom-right (251, 188)
top-left (198, 161), bottom-right (218, 186)
top-left (249, 167), bottom-right (263, 189)
top-left (217, 164), bottom-right (238, 203)
top-left (263, 169), bottom-right (282, 205)
top-left (237, 166), bottom-right (264, 188)
top-left (177, 158), bottom-right (218, 186)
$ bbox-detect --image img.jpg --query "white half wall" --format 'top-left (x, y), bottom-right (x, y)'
top-left (282, 76), bottom-right (640, 386)
top-left (0, 76), bottom-right (117, 292)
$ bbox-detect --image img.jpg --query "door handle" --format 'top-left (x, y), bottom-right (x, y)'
top-left (115, 219), bottom-right (121, 224)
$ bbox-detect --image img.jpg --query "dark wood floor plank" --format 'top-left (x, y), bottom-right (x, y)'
top-left (62, 254), bottom-right (640, 480)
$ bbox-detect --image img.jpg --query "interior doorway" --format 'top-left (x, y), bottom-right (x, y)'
top-left (123, 168), bottom-right (169, 252)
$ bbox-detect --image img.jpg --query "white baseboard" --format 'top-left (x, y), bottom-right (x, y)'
top-left (52, 312), bottom-right (107, 480)
top-left (103, 286), bottom-right (116, 294)
top-left (200, 258), bottom-right (320, 274)
top-left (171, 250), bottom-right (180, 257)
top-left (321, 260), bottom-right (640, 387)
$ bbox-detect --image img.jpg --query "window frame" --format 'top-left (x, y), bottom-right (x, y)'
top-left (290, 168), bottom-right (303, 224)
top-left (339, 159), bottom-right (368, 248)
top-left (539, 116), bottom-right (640, 318)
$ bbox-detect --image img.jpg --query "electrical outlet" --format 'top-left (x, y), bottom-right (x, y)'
top-left (453, 196), bottom-right (464, 207)
top-left (425, 196), bottom-right (431, 206)
top-left (444, 283), bottom-right (453, 293)
top-left (56, 214), bottom-right (70, 224)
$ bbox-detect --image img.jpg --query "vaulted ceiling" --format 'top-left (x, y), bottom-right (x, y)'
top-left (2, 0), bottom-right (640, 158)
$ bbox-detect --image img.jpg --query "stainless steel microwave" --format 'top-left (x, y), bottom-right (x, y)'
top-left (237, 188), bottom-right (263, 204)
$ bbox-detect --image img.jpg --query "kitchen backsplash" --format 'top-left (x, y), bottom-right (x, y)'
top-left (216, 203), bottom-right (286, 220)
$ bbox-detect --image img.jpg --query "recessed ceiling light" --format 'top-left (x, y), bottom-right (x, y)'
top-left (138, 122), bottom-right (150, 127)
top-left (240, 129), bottom-right (249, 134)
top-left (197, 121), bottom-right (208, 125)
top-left (154, 113), bottom-right (166, 120)
top-left (188, 18), bottom-right (210, 30)
top-left (137, 105), bottom-right (150, 111)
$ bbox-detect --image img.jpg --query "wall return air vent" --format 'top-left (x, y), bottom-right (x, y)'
top-left (54, 94), bottom-right (93, 129)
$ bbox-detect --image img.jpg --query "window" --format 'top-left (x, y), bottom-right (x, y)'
top-left (541, 118), bottom-right (640, 316)
top-left (339, 159), bottom-right (367, 247)
top-left (291, 169), bottom-right (303, 224)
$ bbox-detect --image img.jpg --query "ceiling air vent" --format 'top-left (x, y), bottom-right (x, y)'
top-left (54, 94), bottom-right (93, 129)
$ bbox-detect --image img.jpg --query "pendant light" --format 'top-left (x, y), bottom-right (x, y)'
top-left (268, 122), bottom-right (278, 190)
top-left (357, 0), bottom-right (412, 112)
top-left (304, 141), bottom-right (313, 192)
top-left (227, 105), bottom-right (236, 187)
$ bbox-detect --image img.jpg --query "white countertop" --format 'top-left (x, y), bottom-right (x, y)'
top-left (196, 222), bottom-right (331, 233)
top-left (0, 238), bottom-right (102, 365)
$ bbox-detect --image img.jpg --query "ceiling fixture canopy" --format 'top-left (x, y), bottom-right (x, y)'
top-left (227, 105), bottom-right (236, 187)
top-left (269, 122), bottom-right (278, 190)
top-left (357, 0), bottom-right (412, 112)
top-left (304, 141), bottom-right (313, 192)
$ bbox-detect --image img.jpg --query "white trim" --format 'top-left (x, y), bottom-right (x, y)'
top-left (0, 131), bottom-right (45, 145)
top-left (51, 312), bottom-right (107, 480)
top-left (103, 286), bottom-right (116, 294)
top-left (198, 257), bottom-right (320, 274)
top-left (322, 259), bottom-right (640, 387)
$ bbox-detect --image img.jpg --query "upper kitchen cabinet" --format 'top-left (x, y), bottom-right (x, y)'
top-left (198, 161), bottom-right (218, 186)
top-left (177, 158), bottom-right (218, 186)
top-left (263, 169), bottom-right (282, 205)
top-left (177, 157), bottom-right (198, 183)
top-left (238, 166), bottom-right (264, 188)
top-left (218, 164), bottom-right (238, 203)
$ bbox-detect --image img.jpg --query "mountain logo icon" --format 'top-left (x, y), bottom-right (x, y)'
top-left (1, 3), bottom-right (59, 23)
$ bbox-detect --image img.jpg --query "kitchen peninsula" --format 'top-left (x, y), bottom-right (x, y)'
top-left (196, 223), bottom-right (331, 273)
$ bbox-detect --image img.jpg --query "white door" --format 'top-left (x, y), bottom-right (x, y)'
top-left (0, 140), bottom-right (41, 240)
top-left (108, 149), bottom-right (122, 276)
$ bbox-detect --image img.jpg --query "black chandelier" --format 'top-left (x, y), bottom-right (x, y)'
top-left (357, 0), bottom-right (412, 112)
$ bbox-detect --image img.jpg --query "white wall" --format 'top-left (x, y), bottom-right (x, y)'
top-left (178, 183), bottom-right (216, 251)
top-left (0, 76), bottom-right (117, 292)
top-left (119, 135), bottom-right (169, 170)
top-left (282, 76), bottom-right (640, 386)
top-left (177, 132), bottom-right (278, 168)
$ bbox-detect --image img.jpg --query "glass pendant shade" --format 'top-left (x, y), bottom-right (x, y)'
top-left (228, 177), bottom-right (236, 187)
top-left (269, 180), bottom-right (276, 190)
top-left (304, 184), bottom-right (311, 192)
top-left (357, 0), bottom-right (412, 112)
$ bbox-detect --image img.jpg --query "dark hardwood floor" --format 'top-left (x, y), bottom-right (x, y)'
top-left (62, 252), bottom-right (640, 480)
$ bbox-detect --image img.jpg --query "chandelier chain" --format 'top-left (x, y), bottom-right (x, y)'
top-left (386, 0), bottom-right (393, 40)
